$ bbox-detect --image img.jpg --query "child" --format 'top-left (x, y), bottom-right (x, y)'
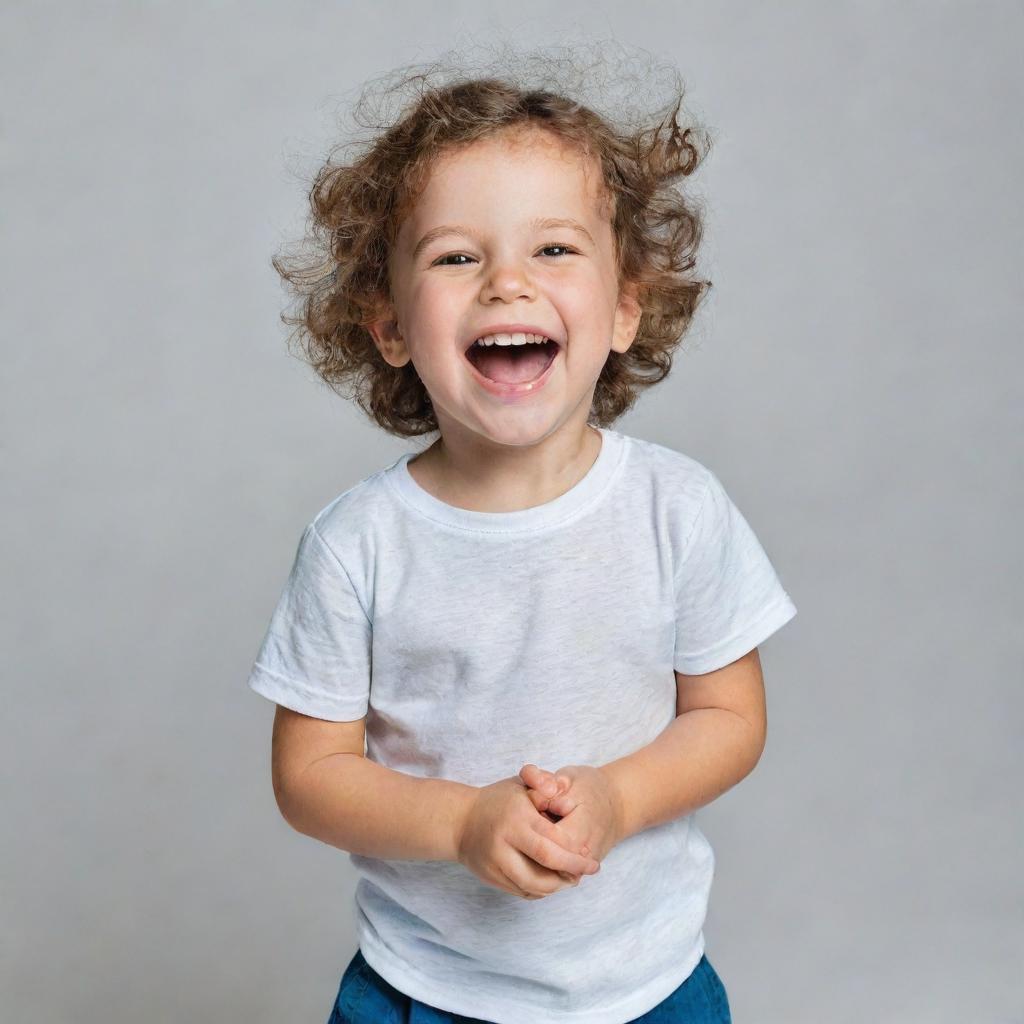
top-left (247, 60), bottom-right (796, 1024)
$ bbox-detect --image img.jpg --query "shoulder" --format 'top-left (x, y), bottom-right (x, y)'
top-left (614, 430), bottom-right (715, 511)
top-left (300, 457), bottom-right (404, 566)
top-left (611, 432), bottom-right (729, 572)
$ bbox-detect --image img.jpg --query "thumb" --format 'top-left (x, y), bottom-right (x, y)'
top-left (525, 787), bottom-right (552, 815)
top-left (548, 791), bottom-right (578, 816)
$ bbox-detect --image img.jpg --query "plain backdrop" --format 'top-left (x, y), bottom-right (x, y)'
top-left (3, 3), bottom-right (1021, 1023)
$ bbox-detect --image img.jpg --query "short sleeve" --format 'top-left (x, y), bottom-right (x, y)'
top-left (673, 470), bottom-right (797, 675)
top-left (246, 523), bottom-right (371, 721)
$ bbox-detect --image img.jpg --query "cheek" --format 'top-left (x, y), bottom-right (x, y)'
top-left (404, 287), bottom-right (463, 346)
top-left (551, 269), bottom-right (612, 318)
top-left (410, 279), bottom-right (466, 321)
top-left (559, 294), bottom-right (614, 346)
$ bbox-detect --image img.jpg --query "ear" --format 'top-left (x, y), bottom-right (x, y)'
top-left (365, 297), bottom-right (411, 368)
top-left (610, 280), bottom-right (643, 354)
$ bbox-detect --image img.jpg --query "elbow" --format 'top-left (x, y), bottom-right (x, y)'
top-left (723, 706), bottom-right (766, 770)
top-left (747, 702), bottom-right (767, 763)
top-left (749, 721), bottom-right (767, 771)
top-left (750, 736), bottom-right (766, 774)
top-left (272, 773), bottom-right (308, 834)
top-left (734, 710), bottom-right (766, 775)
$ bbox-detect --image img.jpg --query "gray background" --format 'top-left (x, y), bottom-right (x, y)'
top-left (4, 3), bottom-right (1021, 1022)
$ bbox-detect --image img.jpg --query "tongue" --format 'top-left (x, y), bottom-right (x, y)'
top-left (471, 344), bottom-right (554, 383)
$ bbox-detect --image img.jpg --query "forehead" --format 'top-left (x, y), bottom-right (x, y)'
top-left (400, 129), bottom-right (611, 237)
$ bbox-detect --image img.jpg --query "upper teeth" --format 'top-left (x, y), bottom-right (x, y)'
top-left (473, 332), bottom-right (550, 347)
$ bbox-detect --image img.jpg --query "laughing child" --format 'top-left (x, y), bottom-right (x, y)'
top-left (247, 56), bottom-right (796, 1024)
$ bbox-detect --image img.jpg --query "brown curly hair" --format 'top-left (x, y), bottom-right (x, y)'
top-left (272, 43), bottom-right (715, 437)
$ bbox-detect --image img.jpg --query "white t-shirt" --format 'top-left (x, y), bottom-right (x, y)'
top-left (246, 427), bottom-right (797, 1024)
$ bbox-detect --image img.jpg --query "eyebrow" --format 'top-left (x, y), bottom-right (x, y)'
top-left (410, 217), bottom-right (596, 261)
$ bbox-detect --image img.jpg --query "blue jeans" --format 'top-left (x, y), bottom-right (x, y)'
top-left (327, 947), bottom-right (732, 1023)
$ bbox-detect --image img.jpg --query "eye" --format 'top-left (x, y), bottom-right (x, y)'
top-left (430, 244), bottom-right (578, 267)
top-left (538, 244), bottom-right (577, 258)
top-left (432, 253), bottom-right (475, 267)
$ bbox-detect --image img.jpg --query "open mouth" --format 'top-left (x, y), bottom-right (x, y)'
top-left (465, 338), bottom-right (560, 385)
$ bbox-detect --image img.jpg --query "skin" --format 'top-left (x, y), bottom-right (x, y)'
top-left (366, 125), bottom-right (643, 514)
top-left (521, 649), bottom-right (769, 883)
top-left (365, 130), bottom-right (769, 898)
top-left (520, 764), bottom-right (624, 878)
top-left (455, 775), bottom-right (603, 900)
top-left (365, 126), bottom-right (645, 895)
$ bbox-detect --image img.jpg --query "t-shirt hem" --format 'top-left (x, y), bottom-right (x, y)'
top-left (674, 593), bottom-right (798, 675)
top-left (247, 664), bottom-right (368, 721)
top-left (357, 927), bottom-right (706, 1024)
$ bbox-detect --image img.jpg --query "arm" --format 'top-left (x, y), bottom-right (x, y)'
top-left (285, 755), bottom-right (477, 862)
top-left (272, 705), bottom-right (476, 862)
top-left (599, 648), bottom-right (768, 842)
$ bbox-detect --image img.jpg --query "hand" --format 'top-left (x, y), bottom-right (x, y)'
top-left (456, 775), bottom-right (602, 900)
top-left (519, 763), bottom-right (626, 872)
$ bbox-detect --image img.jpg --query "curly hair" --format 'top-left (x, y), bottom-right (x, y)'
top-left (272, 43), bottom-right (715, 437)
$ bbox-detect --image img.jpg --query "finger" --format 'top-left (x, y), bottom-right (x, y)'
top-left (503, 850), bottom-right (577, 899)
top-left (543, 821), bottom-right (600, 873)
top-left (525, 788), bottom-right (562, 821)
top-left (524, 787), bottom-right (554, 816)
top-left (496, 866), bottom-right (543, 900)
top-left (507, 848), bottom-right (578, 897)
top-left (520, 763), bottom-right (559, 797)
top-left (527, 822), bottom-right (601, 875)
top-left (548, 791), bottom-right (579, 817)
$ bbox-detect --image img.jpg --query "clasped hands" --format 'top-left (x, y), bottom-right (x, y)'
top-left (455, 761), bottom-right (626, 901)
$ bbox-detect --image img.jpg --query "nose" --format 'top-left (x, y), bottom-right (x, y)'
top-left (479, 255), bottom-right (536, 304)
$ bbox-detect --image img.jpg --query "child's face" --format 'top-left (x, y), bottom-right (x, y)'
top-left (368, 128), bottom-right (642, 452)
